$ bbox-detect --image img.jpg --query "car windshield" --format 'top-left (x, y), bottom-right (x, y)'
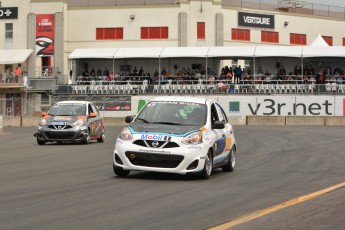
top-left (135, 101), bottom-right (207, 126)
top-left (47, 103), bottom-right (86, 116)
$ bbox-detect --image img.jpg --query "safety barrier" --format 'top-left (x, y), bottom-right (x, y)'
top-left (2, 116), bottom-right (345, 127)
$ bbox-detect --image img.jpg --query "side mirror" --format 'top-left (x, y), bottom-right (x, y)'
top-left (212, 121), bottom-right (225, 129)
top-left (125, 115), bottom-right (134, 123)
top-left (41, 112), bottom-right (47, 117)
top-left (90, 112), bottom-right (97, 118)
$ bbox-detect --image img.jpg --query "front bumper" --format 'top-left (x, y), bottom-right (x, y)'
top-left (35, 125), bottom-right (88, 142)
top-left (113, 138), bottom-right (208, 174)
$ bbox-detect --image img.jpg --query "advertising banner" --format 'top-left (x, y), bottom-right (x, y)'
top-left (0, 7), bottom-right (18, 19)
top-left (36, 14), bottom-right (54, 56)
top-left (238, 12), bottom-right (274, 29)
top-left (52, 95), bottom-right (131, 111)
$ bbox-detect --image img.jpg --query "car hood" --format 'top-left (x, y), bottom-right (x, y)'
top-left (44, 115), bottom-right (86, 124)
top-left (128, 122), bottom-right (201, 136)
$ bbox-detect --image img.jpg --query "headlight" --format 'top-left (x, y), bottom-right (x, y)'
top-left (73, 119), bottom-right (84, 127)
top-left (119, 127), bottom-right (132, 141)
top-left (182, 131), bottom-right (203, 145)
top-left (39, 119), bottom-right (47, 126)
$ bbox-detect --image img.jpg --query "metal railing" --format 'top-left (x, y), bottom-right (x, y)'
top-left (222, 0), bottom-right (345, 19)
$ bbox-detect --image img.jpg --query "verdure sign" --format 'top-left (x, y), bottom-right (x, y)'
top-left (238, 12), bottom-right (274, 29)
top-left (0, 7), bottom-right (18, 19)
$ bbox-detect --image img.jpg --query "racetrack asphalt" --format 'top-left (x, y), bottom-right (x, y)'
top-left (0, 126), bottom-right (344, 230)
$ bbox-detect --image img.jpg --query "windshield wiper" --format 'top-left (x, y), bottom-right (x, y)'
top-left (136, 118), bottom-right (150, 123)
top-left (152, 121), bottom-right (182, 125)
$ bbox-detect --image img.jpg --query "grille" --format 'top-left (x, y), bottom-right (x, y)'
top-left (48, 125), bottom-right (73, 130)
top-left (133, 140), bottom-right (179, 148)
top-left (44, 131), bottom-right (76, 139)
top-left (125, 151), bottom-right (184, 168)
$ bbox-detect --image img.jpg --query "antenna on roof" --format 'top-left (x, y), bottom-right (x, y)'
top-left (279, 0), bottom-right (305, 8)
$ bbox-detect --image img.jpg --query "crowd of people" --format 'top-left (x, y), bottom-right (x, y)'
top-left (0, 67), bottom-right (24, 84)
top-left (76, 63), bottom-right (345, 86)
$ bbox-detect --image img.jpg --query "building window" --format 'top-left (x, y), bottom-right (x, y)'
top-left (5, 23), bottom-right (13, 49)
top-left (197, 22), bottom-right (205, 39)
top-left (261, 31), bottom-right (279, 43)
top-left (96, 28), bottom-right (123, 40)
top-left (322, 36), bottom-right (333, 46)
top-left (290, 33), bottom-right (306, 45)
top-left (141, 27), bottom-right (168, 39)
top-left (343, 38), bottom-right (345, 46)
top-left (232, 28), bottom-right (250, 41)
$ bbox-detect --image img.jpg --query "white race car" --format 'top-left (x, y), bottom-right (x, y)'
top-left (113, 96), bottom-right (237, 179)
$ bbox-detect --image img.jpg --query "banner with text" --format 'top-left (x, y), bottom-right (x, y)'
top-left (36, 14), bottom-right (54, 56)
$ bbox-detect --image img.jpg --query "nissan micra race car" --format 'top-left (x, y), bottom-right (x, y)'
top-left (113, 96), bottom-right (237, 179)
top-left (34, 101), bottom-right (105, 145)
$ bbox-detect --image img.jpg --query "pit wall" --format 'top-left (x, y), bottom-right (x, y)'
top-left (2, 95), bottom-right (345, 127)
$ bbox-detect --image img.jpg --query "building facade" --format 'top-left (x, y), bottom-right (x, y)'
top-left (1, 0), bottom-right (345, 115)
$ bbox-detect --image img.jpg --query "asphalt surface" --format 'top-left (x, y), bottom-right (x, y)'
top-left (0, 126), bottom-right (344, 230)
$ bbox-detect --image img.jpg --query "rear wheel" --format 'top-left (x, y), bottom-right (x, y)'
top-left (113, 163), bottom-right (130, 177)
top-left (97, 128), bottom-right (105, 142)
top-left (222, 147), bottom-right (236, 172)
top-left (200, 150), bottom-right (212, 179)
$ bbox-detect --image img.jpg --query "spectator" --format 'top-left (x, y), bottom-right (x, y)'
top-left (103, 67), bottom-right (109, 77)
top-left (14, 66), bottom-right (22, 83)
top-left (97, 67), bottom-right (102, 77)
top-left (234, 65), bottom-right (242, 84)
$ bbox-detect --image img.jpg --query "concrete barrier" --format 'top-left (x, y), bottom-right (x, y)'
top-left (229, 116), bottom-right (247, 125)
top-left (2, 116), bottom-right (345, 127)
top-left (325, 116), bottom-right (345, 125)
top-left (103, 117), bottom-right (126, 127)
top-left (247, 116), bottom-right (286, 125)
top-left (3, 116), bottom-right (21, 127)
top-left (0, 115), bottom-right (2, 132)
top-left (22, 116), bottom-right (42, 127)
top-left (286, 116), bottom-right (325, 125)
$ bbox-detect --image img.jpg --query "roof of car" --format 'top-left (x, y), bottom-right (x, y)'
top-left (151, 96), bottom-right (210, 104)
top-left (55, 101), bottom-right (89, 105)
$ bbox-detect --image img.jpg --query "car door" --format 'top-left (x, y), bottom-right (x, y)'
top-left (210, 103), bottom-right (231, 162)
top-left (88, 103), bottom-right (102, 137)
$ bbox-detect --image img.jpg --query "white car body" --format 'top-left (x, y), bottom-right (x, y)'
top-left (113, 96), bottom-right (237, 179)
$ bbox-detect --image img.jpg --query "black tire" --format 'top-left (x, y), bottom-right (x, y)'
top-left (222, 147), bottom-right (236, 172)
top-left (97, 128), bottom-right (105, 143)
top-left (37, 137), bottom-right (46, 145)
top-left (113, 163), bottom-right (130, 177)
top-left (81, 132), bottom-right (90, 144)
top-left (200, 150), bottom-right (212, 179)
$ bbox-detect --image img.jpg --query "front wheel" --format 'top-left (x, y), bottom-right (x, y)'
top-left (200, 150), bottom-right (213, 179)
top-left (222, 147), bottom-right (236, 172)
top-left (113, 163), bottom-right (130, 177)
top-left (37, 137), bottom-right (46, 145)
top-left (81, 132), bottom-right (90, 144)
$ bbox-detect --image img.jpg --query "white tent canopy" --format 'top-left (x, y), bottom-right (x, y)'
top-left (255, 45), bottom-right (303, 58)
top-left (160, 47), bottom-right (210, 58)
top-left (207, 46), bottom-right (256, 58)
top-left (310, 34), bottom-right (329, 47)
top-left (68, 46), bottom-right (345, 59)
top-left (113, 47), bottom-right (163, 59)
top-left (69, 48), bottom-right (119, 59)
top-left (0, 49), bottom-right (33, 64)
top-left (302, 46), bottom-right (345, 58)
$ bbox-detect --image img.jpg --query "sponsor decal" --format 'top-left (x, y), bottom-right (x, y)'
top-left (140, 134), bottom-right (171, 141)
top-left (138, 149), bottom-right (171, 154)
